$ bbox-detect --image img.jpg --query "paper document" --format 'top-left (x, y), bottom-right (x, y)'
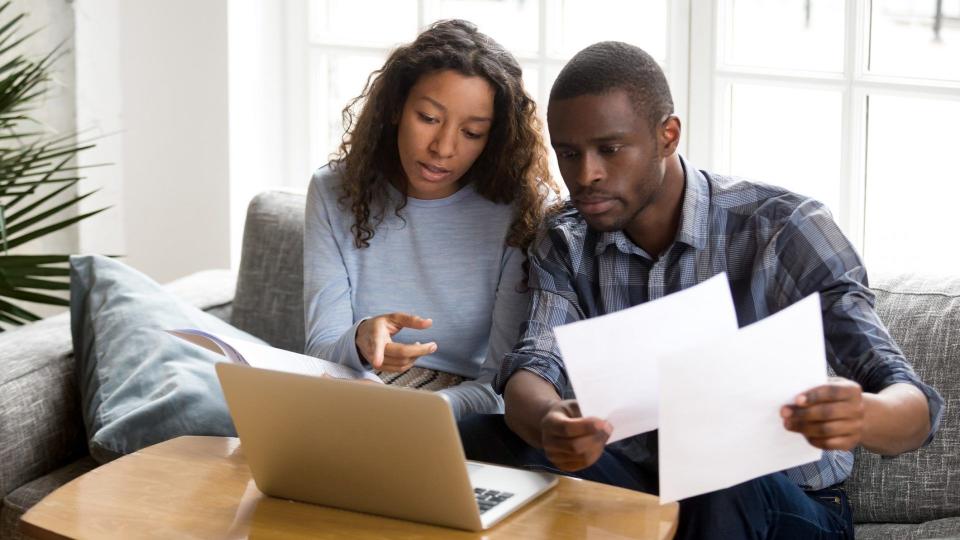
top-left (657, 293), bottom-right (826, 503)
top-left (553, 273), bottom-right (738, 441)
top-left (169, 329), bottom-right (383, 383)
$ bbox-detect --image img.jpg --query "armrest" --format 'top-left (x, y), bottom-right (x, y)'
top-left (0, 313), bottom-right (85, 499)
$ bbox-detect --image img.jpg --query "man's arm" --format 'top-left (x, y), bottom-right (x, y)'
top-left (782, 379), bottom-right (930, 455)
top-left (495, 218), bottom-right (613, 471)
top-left (503, 370), bottom-right (560, 448)
top-left (862, 383), bottom-right (930, 454)
top-left (505, 370), bottom-right (612, 471)
top-left (773, 200), bottom-right (942, 456)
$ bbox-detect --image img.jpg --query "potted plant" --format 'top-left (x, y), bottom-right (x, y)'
top-left (0, 1), bottom-right (106, 330)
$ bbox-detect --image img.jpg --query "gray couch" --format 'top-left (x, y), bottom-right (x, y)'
top-left (0, 191), bottom-right (957, 539)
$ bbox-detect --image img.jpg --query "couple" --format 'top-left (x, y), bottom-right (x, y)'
top-left (303, 20), bottom-right (942, 539)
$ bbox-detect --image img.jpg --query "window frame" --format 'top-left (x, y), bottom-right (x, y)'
top-left (687, 0), bottom-right (960, 259)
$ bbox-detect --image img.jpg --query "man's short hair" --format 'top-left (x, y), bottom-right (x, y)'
top-left (549, 41), bottom-right (674, 131)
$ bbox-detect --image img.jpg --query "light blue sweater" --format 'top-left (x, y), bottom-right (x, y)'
top-left (303, 165), bottom-right (530, 418)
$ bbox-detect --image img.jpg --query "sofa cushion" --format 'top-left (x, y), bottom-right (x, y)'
top-left (231, 190), bottom-right (306, 353)
top-left (71, 255), bottom-right (265, 463)
top-left (0, 456), bottom-right (98, 540)
top-left (846, 274), bottom-right (960, 524)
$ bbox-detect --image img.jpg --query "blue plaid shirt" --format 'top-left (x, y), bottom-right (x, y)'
top-left (496, 156), bottom-right (944, 490)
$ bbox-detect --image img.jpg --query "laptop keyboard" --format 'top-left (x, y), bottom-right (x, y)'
top-left (474, 487), bottom-right (514, 514)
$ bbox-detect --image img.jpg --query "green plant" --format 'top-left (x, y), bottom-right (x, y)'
top-left (0, 2), bottom-right (106, 330)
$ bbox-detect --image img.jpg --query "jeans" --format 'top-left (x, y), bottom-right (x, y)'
top-left (458, 414), bottom-right (854, 540)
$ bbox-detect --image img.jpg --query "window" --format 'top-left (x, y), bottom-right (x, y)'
top-left (291, 0), bottom-right (685, 187)
top-left (279, 0), bottom-right (960, 275)
top-left (689, 0), bottom-right (960, 274)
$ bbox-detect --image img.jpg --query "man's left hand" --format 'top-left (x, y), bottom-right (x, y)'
top-left (781, 377), bottom-right (865, 451)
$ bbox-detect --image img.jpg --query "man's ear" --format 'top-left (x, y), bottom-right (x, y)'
top-left (659, 115), bottom-right (682, 157)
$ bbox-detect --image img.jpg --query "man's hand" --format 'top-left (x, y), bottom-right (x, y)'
top-left (781, 377), bottom-right (864, 451)
top-left (355, 312), bottom-right (437, 372)
top-left (540, 400), bottom-right (612, 472)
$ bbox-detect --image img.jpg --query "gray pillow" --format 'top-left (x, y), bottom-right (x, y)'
top-left (70, 254), bottom-right (266, 463)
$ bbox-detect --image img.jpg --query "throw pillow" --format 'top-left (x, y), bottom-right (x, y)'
top-left (70, 254), bottom-right (266, 463)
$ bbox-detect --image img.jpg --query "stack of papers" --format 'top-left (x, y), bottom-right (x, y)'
top-left (553, 273), bottom-right (826, 503)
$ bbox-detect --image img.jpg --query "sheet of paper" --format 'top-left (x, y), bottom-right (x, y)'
top-left (553, 273), bottom-right (739, 441)
top-left (169, 329), bottom-right (383, 383)
top-left (657, 293), bottom-right (827, 503)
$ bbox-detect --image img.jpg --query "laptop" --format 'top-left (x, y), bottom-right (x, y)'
top-left (215, 363), bottom-right (558, 531)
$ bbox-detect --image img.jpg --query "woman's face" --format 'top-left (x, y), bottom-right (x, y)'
top-left (396, 69), bottom-right (495, 199)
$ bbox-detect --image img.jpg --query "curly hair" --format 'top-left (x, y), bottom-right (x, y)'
top-left (333, 19), bottom-right (557, 250)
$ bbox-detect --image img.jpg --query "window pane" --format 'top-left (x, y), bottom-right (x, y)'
top-left (546, 0), bottom-right (668, 63)
top-left (520, 62), bottom-right (541, 108)
top-left (309, 0), bottom-right (417, 46)
top-left (723, 84), bottom-right (843, 216)
top-left (310, 51), bottom-right (388, 168)
top-left (722, 0), bottom-right (844, 72)
top-left (863, 94), bottom-right (960, 274)
top-left (868, 0), bottom-right (960, 81)
top-left (436, 0), bottom-right (540, 57)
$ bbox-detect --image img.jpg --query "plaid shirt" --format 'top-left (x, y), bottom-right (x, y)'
top-left (496, 156), bottom-right (944, 491)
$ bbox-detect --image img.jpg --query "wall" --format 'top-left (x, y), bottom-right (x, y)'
top-left (74, 0), bottom-right (231, 283)
top-left (12, 0), bottom-right (77, 255)
top-left (227, 0), bottom-right (293, 267)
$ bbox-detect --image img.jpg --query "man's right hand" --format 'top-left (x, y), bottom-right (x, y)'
top-left (355, 312), bottom-right (437, 372)
top-left (540, 399), bottom-right (612, 472)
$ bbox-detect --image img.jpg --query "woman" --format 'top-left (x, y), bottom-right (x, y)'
top-left (303, 19), bottom-right (556, 419)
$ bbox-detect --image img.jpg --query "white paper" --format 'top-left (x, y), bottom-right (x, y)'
top-left (553, 273), bottom-right (738, 441)
top-left (657, 293), bottom-right (827, 503)
top-left (168, 329), bottom-right (383, 383)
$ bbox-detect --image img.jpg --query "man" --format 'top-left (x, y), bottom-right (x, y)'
top-left (459, 42), bottom-right (943, 538)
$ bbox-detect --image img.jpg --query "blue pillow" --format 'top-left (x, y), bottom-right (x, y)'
top-left (70, 254), bottom-right (266, 463)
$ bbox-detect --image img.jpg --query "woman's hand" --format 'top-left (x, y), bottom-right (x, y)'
top-left (355, 312), bottom-right (437, 372)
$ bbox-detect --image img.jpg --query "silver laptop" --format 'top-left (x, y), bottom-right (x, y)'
top-left (215, 363), bottom-right (558, 531)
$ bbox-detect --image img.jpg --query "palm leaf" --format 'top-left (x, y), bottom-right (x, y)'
top-left (0, 286), bottom-right (68, 305)
top-left (3, 189), bottom-right (100, 238)
top-left (0, 204), bottom-right (6, 251)
top-left (0, 254), bottom-right (69, 265)
top-left (0, 264), bottom-right (68, 277)
top-left (0, 0), bottom-right (110, 329)
top-left (0, 307), bottom-right (35, 325)
top-left (0, 276), bottom-right (67, 289)
top-left (3, 207), bottom-right (108, 250)
top-left (4, 177), bottom-right (80, 224)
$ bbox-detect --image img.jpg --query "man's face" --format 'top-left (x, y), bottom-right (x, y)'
top-left (548, 90), bottom-right (666, 234)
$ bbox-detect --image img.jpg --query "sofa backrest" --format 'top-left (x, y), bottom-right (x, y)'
top-left (846, 274), bottom-right (960, 524)
top-left (231, 191), bottom-right (306, 353)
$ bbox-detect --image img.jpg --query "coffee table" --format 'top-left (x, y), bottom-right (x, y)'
top-left (21, 436), bottom-right (679, 539)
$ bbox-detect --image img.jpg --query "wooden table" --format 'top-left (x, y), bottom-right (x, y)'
top-left (21, 436), bottom-right (678, 539)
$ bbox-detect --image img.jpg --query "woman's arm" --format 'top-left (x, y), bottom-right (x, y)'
top-left (439, 244), bottom-right (529, 418)
top-left (303, 168), bottom-right (368, 371)
top-left (438, 374), bottom-right (503, 419)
